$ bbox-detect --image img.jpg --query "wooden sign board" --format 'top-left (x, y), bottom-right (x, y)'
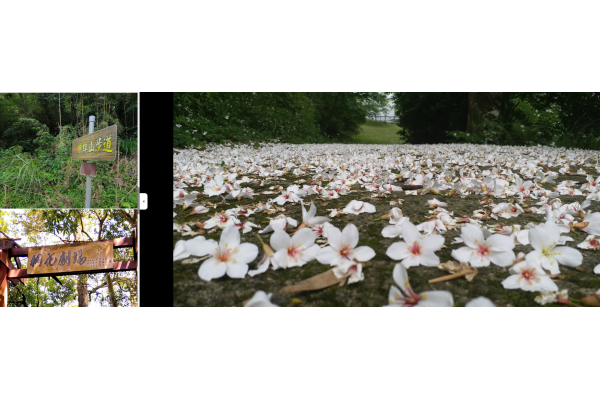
top-left (71, 125), bottom-right (117, 161)
top-left (27, 241), bottom-right (113, 277)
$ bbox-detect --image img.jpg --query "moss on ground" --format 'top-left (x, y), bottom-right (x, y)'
top-left (174, 157), bottom-right (600, 307)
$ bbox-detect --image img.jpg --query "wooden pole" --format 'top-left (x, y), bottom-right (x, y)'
top-left (0, 257), bottom-right (7, 307)
top-left (0, 246), bottom-right (12, 307)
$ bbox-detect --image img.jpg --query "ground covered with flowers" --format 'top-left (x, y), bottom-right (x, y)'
top-left (173, 143), bottom-right (600, 306)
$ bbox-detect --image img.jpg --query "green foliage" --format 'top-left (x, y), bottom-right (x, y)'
top-left (360, 92), bottom-right (390, 118)
top-left (394, 92), bottom-right (600, 150)
top-left (0, 148), bottom-right (45, 192)
top-left (0, 124), bottom-right (137, 208)
top-left (174, 92), bottom-right (324, 147)
top-left (173, 92), bottom-right (376, 147)
top-left (307, 93), bottom-right (368, 142)
top-left (0, 93), bottom-right (137, 152)
top-left (3, 118), bottom-right (48, 152)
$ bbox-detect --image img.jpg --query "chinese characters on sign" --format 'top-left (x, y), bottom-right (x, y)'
top-left (27, 241), bottom-right (114, 276)
top-left (71, 125), bottom-right (117, 161)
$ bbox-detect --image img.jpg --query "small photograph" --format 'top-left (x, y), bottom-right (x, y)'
top-left (0, 208), bottom-right (137, 307)
top-left (0, 93), bottom-right (138, 208)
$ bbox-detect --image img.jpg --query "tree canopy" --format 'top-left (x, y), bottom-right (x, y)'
top-left (392, 92), bottom-right (600, 149)
top-left (173, 92), bottom-right (388, 147)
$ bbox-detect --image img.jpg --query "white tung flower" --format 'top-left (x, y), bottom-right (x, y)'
top-left (316, 224), bottom-right (375, 266)
top-left (502, 260), bottom-right (559, 292)
top-left (386, 221), bottom-right (444, 268)
top-left (386, 263), bottom-right (454, 307)
top-left (342, 200), bottom-right (376, 215)
top-left (271, 228), bottom-right (319, 268)
top-left (451, 223), bottom-right (515, 267)
top-left (525, 219), bottom-right (582, 275)
top-left (186, 225), bottom-right (259, 281)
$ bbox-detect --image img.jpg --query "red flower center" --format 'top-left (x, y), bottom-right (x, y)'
top-left (476, 243), bottom-right (491, 258)
top-left (408, 241), bottom-right (422, 256)
top-left (287, 245), bottom-right (301, 261)
top-left (339, 244), bottom-right (353, 259)
top-left (216, 248), bottom-right (232, 262)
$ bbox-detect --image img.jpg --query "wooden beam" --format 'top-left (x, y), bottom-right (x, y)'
top-left (0, 262), bottom-right (7, 307)
top-left (1, 250), bottom-right (25, 286)
top-left (9, 237), bottom-right (134, 257)
top-left (7, 261), bottom-right (137, 279)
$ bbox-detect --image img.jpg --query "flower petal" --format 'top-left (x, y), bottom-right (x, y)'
top-left (316, 246), bottom-right (343, 266)
top-left (186, 238), bottom-right (218, 257)
top-left (461, 224), bottom-right (484, 248)
top-left (273, 250), bottom-right (289, 268)
top-left (382, 224), bottom-right (403, 238)
top-left (451, 246), bottom-right (473, 263)
top-left (270, 230), bottom-right (291, 251)
top-left (342, 224), bottom-right (360, 249)
top-left (386, 242), bottom-right (410, 261)
top-left (235, 242), bottom-right (259, 264)
top-left (419, 250), bottom-right (440, 267)
top-left (198, 257), bottom-right (226, 281)
top-left (466, 297), bottom-right (495, 307)
top-left (292, 228), bottom-right (317, 249)
top-left (552, 246), bottom-right (583, 267)
top-left (501, 274), bottom-right (520, 289)
top-left (353, 246), bottom-right (375, 262)
top-left (226, 261), bottom-right (249, 278)
top-left (400, 221), bottom-right (420, 245)
top-left (417, 291), bottom-right (454, 307)
top-left (421, 234), bottom-right (444, 252)
top-left (220, 224), bottom-right (240, 251)
top-left (392, 262), bottom-right (412, 294)
top-left (387, 285), bottom-right (403, 306)
top-left (301, 243), bottom-right (320, 262)
top-left (540, 255), bottom-right (560, 275)
top-left (245, 291), bottom-right (277, 307)
top-left (248, 255), bottom-right (270, 277)
top-left (308, 216), bottom-right (330, 226)
top-left (173, 240), bottom-right (190, 261)
top-left (485, 233), bottom-right (515, 252)
top-left (487, 249), bottom-right (515, 267)
top-left (326, 226), bottom-right (342, 250)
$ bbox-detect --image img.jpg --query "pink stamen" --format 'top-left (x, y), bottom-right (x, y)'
top-left (408, 241), bottom-right (422, 256)
top-left (339, 244), bottom-right (353, 259)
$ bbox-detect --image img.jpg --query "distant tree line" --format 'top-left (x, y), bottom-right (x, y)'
top-left (173, 92), bottom-right (389, 147)
top-left (392, 92), bottom-right (600, 149)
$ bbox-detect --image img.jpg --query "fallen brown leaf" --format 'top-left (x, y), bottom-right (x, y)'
top-left (429, 261), bottom-right (478, 283)
top-left (277, 269), bottom-right (345, 295)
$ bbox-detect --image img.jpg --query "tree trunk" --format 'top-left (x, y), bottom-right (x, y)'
top-left (75, 220), bottom-right (89, 307)
top-left (77, 275), bottom-right (88, 307)
top-left (106, 273), bottom-right (117, 307)
top-left (467, 92), bottom-right (503, 132)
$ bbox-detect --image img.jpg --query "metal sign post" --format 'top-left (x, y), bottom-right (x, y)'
top-left (72, 119), bottom-right (117, 208)
top-left (85, 116), bottom-right (95, 208)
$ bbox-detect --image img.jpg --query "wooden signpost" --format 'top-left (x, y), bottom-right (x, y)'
top-left (27, 241), bottom-right (113, 277)
top-left (72, 124), bottom-right (117, 161)
top-left (0, 234), bottom-right (137, 307)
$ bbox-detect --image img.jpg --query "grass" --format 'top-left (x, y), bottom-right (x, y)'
top-left (352, 121), bottom-right (404, 144)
